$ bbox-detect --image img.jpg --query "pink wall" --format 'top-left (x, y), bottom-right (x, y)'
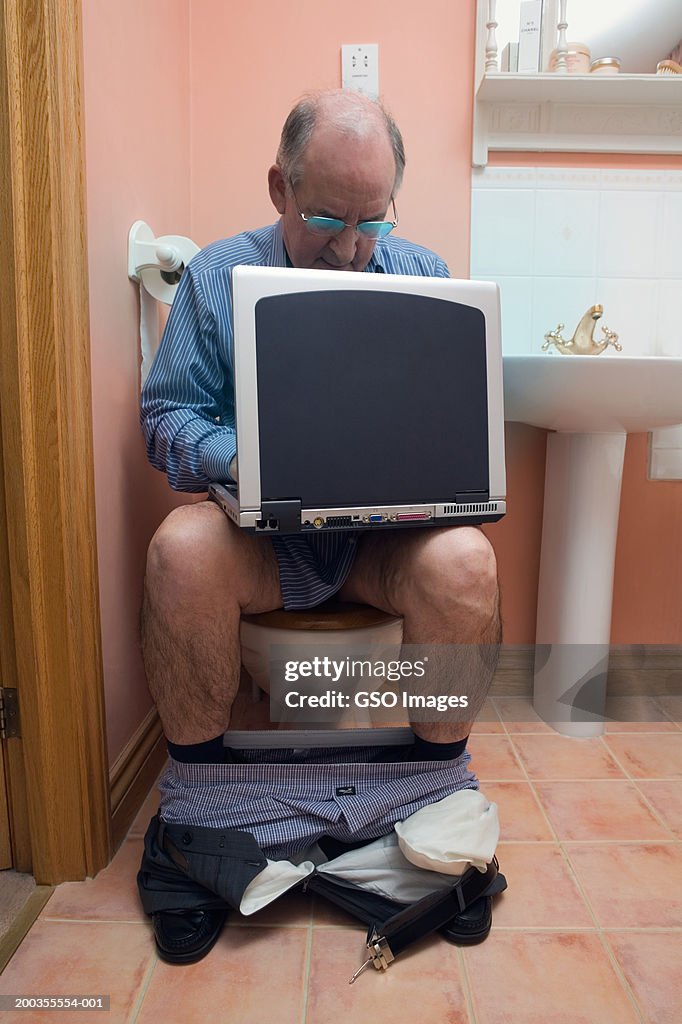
top-left (81, 0), bottom-right (193, 764)
top-left (189, 0), bottom-right (476, 277)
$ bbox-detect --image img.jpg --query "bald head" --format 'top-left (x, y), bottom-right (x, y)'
top-left (276, 89), bottom-right (405, 194)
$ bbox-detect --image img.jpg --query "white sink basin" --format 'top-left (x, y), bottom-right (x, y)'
top-left (503, 354), bottom-right (682, 433)
top-left (501, 353), bottom-right (682, 737)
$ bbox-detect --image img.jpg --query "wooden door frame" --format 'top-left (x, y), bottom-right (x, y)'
top-left (0, 0), bottom-right (110, 883)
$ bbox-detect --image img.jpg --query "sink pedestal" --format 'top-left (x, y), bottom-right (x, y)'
top-left (532, 432), bottom-right (627, 736)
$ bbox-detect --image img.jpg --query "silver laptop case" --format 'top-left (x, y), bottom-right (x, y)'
top-left (209, 265), bottom-right (506, 534)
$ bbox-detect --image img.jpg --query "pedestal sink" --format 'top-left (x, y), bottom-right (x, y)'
top-left (503, 355), bottom-right (682, 737)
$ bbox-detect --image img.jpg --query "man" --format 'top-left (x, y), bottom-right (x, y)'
top-left (138, 89), bottom-right (501, 965)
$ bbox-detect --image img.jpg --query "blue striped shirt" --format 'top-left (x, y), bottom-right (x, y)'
top-left (140, 220), bottom-right (450, 608)
top-left (141, 220), bottom-right (449, 490)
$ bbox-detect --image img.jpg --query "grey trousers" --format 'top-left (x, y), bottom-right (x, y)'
top-left (137, 815), bottom-right (268, 916)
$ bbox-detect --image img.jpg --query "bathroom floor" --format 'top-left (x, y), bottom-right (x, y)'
top-left (0, 695), bottom-right (680, 1023)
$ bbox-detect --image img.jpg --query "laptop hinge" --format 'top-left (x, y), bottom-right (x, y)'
top-left (454, 490), bottom-right (489, 503)
top-left (0, 687), bottom-right (21, 740)
top-left (258, 499), bottom-right (302, 533)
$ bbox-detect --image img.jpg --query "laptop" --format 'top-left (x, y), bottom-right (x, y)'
top-left (209, 265), bottom-right (506, 534)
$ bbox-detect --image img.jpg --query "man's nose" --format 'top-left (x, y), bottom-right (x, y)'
top-left (328, 225), bottom-right (358, 264)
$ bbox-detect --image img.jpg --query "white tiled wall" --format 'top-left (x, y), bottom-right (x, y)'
top-left (471, 167), bottom-right (682, 357)
top-left (471, 166), bottom-right (682, 479)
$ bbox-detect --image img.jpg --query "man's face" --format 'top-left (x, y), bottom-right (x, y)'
top-left (268, 124), bottom-right (396, 272)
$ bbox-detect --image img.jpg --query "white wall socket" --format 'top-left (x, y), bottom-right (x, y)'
top-left (341, 44), bottom-right (379, 98)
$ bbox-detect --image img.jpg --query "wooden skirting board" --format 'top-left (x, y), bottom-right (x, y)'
top-left (491, 644), bottom-right (682, 698)
top-left (109, 708), bottom-right (167, 852)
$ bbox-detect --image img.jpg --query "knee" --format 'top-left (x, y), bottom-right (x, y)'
top-left (411, 528), bottom-right (498, 609)
top-left (145, 502), bottom-right (228, 588)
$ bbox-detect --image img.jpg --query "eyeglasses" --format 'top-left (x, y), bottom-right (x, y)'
top-left (288, 182), bottom-right (398, 240)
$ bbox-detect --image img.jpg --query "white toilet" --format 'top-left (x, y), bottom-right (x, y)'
top-left (240, 602), bottom-right (404, 728)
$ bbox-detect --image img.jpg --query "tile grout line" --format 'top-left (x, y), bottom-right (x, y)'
top-left (628, 779), bottom-right (679, 840)
top-left (38, 917), bottom-right (151, 926)
top-left (597, 733), bottom-right (638, 781)
top-left (456, 945), bottom-right (479, 1024)
top-left (487, 926), bottom-right (682, 933)
top-left (127, 951), bottom-right (158, 1024)
top-left (596, 930), bottom-right (646, 1024)
top-left (501, 732), bottom-right (563, 841)
top-left (300, 923), bottom-right (313, 1024)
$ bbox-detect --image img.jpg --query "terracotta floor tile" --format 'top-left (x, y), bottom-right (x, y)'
top-left (482, 782), bottom-right (554, 841)
top-left (491, 843), bottom-right (593, 928)
top-left (494, 697), bottom-right (553, 734)
top-left (137, 926), bottom-right (308, 1023)
top-left (607, 931), bottom-right (682, 1024)
top-left (42, 838), bottom-right (146, 922)
top-left (463, 932), bottom-right (640, 1024)
top-left (511, 734), bottom-right (625, 780)
top-left (0, 921), bottom-right (152, 1023)
top-left (603, 733), bottom-right (682, 779)
top-left (306, 928), bottom-right (470, 1023)
top-left (565, 843), bottom-right (682, 927)
top-left (604, 696), bottom-right (679, 732)
top-left (533, 780), bottom-right (674, 841)
top-left (467, 735), bottom-right (525, 781)
top-left (311, 894), bottom-right (362, 928)
top-left (635, 780), bottom-right (682, 838)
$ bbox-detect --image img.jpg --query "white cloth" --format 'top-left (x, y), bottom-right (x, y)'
top-left (395, 789), bottom-right (499, 874)
top-left (239, 788), bottom-right (499, 913)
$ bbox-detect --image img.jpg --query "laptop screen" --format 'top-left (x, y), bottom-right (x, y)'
top-left (231, 266), bottom-right (505, 522)
top-left (254, 288), bottom-right (489, 509)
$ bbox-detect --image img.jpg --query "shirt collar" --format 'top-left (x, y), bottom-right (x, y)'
top-left (269, 219), bottom-right (288, 267)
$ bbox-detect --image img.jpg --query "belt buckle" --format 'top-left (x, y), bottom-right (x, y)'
top-left (348, 926), bottom-right (395, 984)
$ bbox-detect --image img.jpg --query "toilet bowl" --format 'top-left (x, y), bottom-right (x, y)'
top-left (240, 601), bottom-right (404, 728)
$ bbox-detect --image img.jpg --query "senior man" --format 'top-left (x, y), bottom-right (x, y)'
top-left (138, 89), bottom-right (501, 965)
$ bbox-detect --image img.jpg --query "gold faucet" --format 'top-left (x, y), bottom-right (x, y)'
top-left (542, 305), bottom-right (621, 355)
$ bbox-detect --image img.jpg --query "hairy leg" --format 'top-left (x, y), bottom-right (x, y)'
top-left (141, 501), bottom-right (283, 743)
top-left (337, 526), bottom-right (501, 742)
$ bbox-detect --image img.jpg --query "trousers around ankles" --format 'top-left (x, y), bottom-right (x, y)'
top-left (137, 815), bottom-right (268, 917)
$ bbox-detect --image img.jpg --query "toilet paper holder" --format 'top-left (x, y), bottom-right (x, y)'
top-left (128, 220), bottom-right (200, 305)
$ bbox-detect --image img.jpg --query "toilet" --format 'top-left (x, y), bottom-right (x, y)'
top-left (240, 601), bottom-right (404, 728)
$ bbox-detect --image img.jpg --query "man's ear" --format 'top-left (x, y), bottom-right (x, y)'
top-left (268, 165), bottom-right (287, 215)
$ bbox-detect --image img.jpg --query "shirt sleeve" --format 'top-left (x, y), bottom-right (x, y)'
top-left (140, 264), bottom-right (237, 492)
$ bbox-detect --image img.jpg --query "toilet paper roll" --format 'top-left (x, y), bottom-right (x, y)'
top-left (139, 282), bottom-right (159, 389)
top-left (139, 234), bottom-right (200, 304)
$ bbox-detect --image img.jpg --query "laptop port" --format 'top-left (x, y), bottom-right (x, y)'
top-left (255, 518), bottom-right (278, 531)
top-left (396, 512), bottom-right (431, 522)
top-left (368, 514), bottom-right (383, 523)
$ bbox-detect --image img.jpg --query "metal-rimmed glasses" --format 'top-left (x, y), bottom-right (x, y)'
top-left (289, 182), bottom-right (398, 239)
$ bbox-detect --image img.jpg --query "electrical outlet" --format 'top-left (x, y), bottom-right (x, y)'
top-left (341, 44), bottom-right (379, 98)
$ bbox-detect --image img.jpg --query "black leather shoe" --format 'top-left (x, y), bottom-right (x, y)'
top-left (152, 908), bottom-right (228, 965)
top-left (440, 895), bottom-right (493, 945)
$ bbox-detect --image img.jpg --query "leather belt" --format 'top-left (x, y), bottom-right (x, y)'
top-left (349, 857), bottom-right (505, 983)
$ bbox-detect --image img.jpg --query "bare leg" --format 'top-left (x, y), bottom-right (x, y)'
top-left (141, 501), bottom-right (283, 744)
top-left (338, 526), bottom-right (501, 742)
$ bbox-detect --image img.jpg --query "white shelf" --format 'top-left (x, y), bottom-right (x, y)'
top-left (473, 73), bottom-right (682, 165)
